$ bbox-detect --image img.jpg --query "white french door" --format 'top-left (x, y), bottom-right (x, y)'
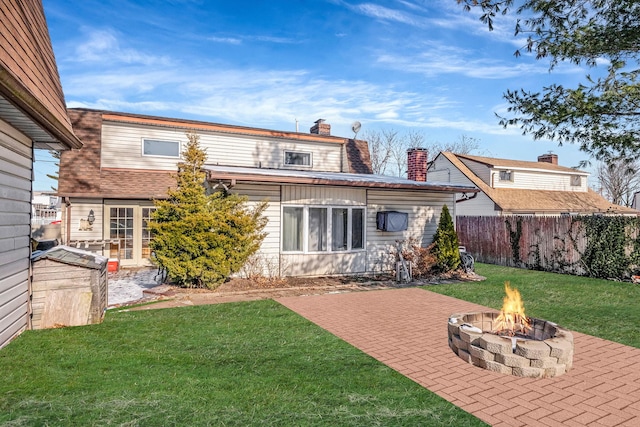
top-left (106, 204), bottom-right (156, 266)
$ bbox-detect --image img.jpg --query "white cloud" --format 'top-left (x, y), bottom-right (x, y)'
top-left (208, 36), bottom-right (242, 45)
top-left (354, 3), bottom-right (425, 27)
top-left (376, 48), bottom-right (546, 79)
top-left (74, 28), bottom-right (172, 66)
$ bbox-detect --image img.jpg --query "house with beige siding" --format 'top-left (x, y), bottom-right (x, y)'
top-left (58, 110), bottom-right (477, 275)
top-left (428, 152), bottom-right (637, 216)
top-left (1, 0), bottom-right (82, 349)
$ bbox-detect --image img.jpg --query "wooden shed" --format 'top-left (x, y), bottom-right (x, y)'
top-left (31, 246), bottom-right (108, 329)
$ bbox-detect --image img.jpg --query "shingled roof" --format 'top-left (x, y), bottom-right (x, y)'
top-left (440, 152), bottom-right (638, 215)
top-left (59, 109), bottom-right (374, 198)
top-left (0, 0), bottom-right (81, 150)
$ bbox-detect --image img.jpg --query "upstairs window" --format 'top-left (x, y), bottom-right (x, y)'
top-left (143, 139), bottom-right (180, 158)
top-left (570, 175), bottom-right (582, 187)
top-left (499, 170), bottom-right (513, 182)
top-left (284, 151), bottom-right (311, 167)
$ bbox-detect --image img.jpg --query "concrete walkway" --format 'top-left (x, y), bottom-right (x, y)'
top-left (277, 288), bottom-right (640, 427)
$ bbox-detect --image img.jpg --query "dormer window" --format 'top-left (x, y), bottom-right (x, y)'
top-left (571, 175), bottom-right (582, 187)
top-left (143, 139), bottom-right (180, 158)
top-left (499, 170), bottom-right (513, 182)
top-left (284, 151), bottom-right (311, 167)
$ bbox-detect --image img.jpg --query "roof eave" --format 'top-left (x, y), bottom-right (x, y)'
top-left (206, 170), bottom-right (479, 193)
top-left (0, 71), bottom-right (82, 150)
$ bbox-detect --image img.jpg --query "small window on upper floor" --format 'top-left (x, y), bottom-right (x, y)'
top-left (571, 175), bottom-right (582, 187)
top-left (284, 151), bottom-right (312, 167)
top-left (499, 170), bottom-right (513, 182)
top-left (143, 139), bottom-right (180, 158)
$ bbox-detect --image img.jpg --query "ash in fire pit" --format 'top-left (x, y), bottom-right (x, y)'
top-left (447, 283), bottom-right (573, 378)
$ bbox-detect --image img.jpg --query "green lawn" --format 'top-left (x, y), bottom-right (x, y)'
top-left (0, 300), bottom-right (485, 426)
top-left (425, 263), bottom-right (640, 348)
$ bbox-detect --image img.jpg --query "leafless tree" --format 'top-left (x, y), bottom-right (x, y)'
top-left (361, 129), bottom-right (393, 175)
top-left (431, 135), bottom-right (480, 156)
top-left (596, 158), bottom-right (640, 207)
top-left (364, 129), bottom-right (480, 177)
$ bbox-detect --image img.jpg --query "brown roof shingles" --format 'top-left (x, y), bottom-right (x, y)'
top-left (441, 152), bottom-right (638, 215)
top-left (455, 153), bottom-right (583, 174)
top-left (345, 138), bottom-right (373, 174)
top-left (59, 109), bottom-right (374, 198)
top-left (0, 0), bottom-right (81, 148)
top-left (59, 109), bottom-right (176, 199)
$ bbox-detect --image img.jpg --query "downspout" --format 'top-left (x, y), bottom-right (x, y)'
top-left (456, 192), bottom-right (479, 203)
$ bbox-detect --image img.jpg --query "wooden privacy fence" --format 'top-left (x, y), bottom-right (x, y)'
top-left (456, 216), bottom-right (593, 275)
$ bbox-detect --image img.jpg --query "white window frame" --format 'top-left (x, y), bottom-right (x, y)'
top-left (283, 150), bottom-right (312, 168)
top-left (499, 170), bottom-right (513, 182)
top-left (142, 138), bottom-right (181, 158)
top-left (570, 175), bottom-right (582, 187)
top-left (281, 205), bottom-right (366, 254)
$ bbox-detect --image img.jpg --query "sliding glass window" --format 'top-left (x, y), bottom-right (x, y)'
top-left (282, 206), bottom-right (365, 253)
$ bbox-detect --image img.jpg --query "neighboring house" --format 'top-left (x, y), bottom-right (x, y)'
top-left (1, 0), bottom-right (82, 349)
top-left (428, 152), bottom-right (638, 216)
top-left (633, 192), bottom-right (640, 211)
top-left (58, 110), bottom-right (477, 275)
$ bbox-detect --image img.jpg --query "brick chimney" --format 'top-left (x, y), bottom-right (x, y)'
top-left (407, 148), bottom-right (428, 181)
top-left (310, 119), bottom-right (330, 136)
top-left (538, 153), bottom-right (558, 165)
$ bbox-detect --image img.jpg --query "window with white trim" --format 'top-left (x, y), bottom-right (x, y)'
top-left (284, 151), bottom-right (311, 166)
top-left (282, 206), bottom-right (365, 253)
top-left (570, 175), bottom-right (581, 186)
top-left (143, 139), bottom-right (180, 158)
top-left (499, 170), bottom-right (513, 181)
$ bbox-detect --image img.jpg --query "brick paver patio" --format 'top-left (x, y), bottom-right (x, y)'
top-left (277, 288), bottom-right (640, 427)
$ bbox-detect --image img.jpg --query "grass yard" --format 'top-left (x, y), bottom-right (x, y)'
top-left (426, 263), bottom-right (640, 348)
top-left (0, 300), bottom-right (485, 426)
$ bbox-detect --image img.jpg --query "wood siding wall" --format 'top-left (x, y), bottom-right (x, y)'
top-left (429, 156), bottom-right (498, 216)
top-left (31, 259), bottom-right (107, 329)
top-left (492, 170), bottom-right (587, 192)
top-left (366, 190), bottom-right (453, 273)
top-left (101, 122), bottom-right (344, 172)
top-left (67, 198), bottom-right (104, 242)
top-left (0, 120), bottom-right (32, 349)
top-left (459, 158), bottom-right (491, 184)
top-left (231, 184), bottom-right (281, 276)
top-left (456, 216), bottom-right (586, 272)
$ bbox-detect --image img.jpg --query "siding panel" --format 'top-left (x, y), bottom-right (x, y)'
top-left (101, 122), bottom-right (344, 172)
top-left (366, 189), bottom-right (453, 272)
top-left (231, 184), bottom-right (281, 276)
top-left (0, 130), bottom-right (31, 349)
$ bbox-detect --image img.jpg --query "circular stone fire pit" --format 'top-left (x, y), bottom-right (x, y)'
top-left (448, 312), bottom-right (573, 378)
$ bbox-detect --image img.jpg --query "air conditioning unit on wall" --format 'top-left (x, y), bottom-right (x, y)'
top-left (376, 211), bottom-right (408, 232)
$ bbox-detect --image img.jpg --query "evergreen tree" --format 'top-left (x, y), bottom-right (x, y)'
top-left (432, 205), bottom-right (461, 272)
top-left (46, 150), bottom-right (60, 192)
top-left (148, 131), bottom-right (267, 288)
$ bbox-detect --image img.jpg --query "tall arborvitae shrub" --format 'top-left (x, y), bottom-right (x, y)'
top-left (432, 204), bottom-right (461, 272)
top-left (148, 131), bottom-right (267, 289)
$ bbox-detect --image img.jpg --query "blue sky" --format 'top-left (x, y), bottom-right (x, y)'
top-left (35, 0), bottom-right (594, 190)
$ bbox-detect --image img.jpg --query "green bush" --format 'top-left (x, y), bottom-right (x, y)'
top-left (432, 205), bottom-right (461, 272)
top-left (149, 131), bottom-right (267, 288)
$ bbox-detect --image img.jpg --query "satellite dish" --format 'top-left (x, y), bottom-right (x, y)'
top-left (351, 121), bottom-right (361, 138)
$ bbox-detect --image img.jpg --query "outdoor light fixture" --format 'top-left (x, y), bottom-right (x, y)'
top-left (87, 209), bottom-right (95, 225)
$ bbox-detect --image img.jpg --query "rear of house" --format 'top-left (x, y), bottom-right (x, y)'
top-left (1, 0), bottom-right (82, 349)
top-left (428, 152), bottom-right (637, 216)
top-left (58, 110), bottom-right (476, 275)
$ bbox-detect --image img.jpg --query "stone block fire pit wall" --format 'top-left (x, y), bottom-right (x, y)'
top-left (448, 312), bottom-right (574, 378)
